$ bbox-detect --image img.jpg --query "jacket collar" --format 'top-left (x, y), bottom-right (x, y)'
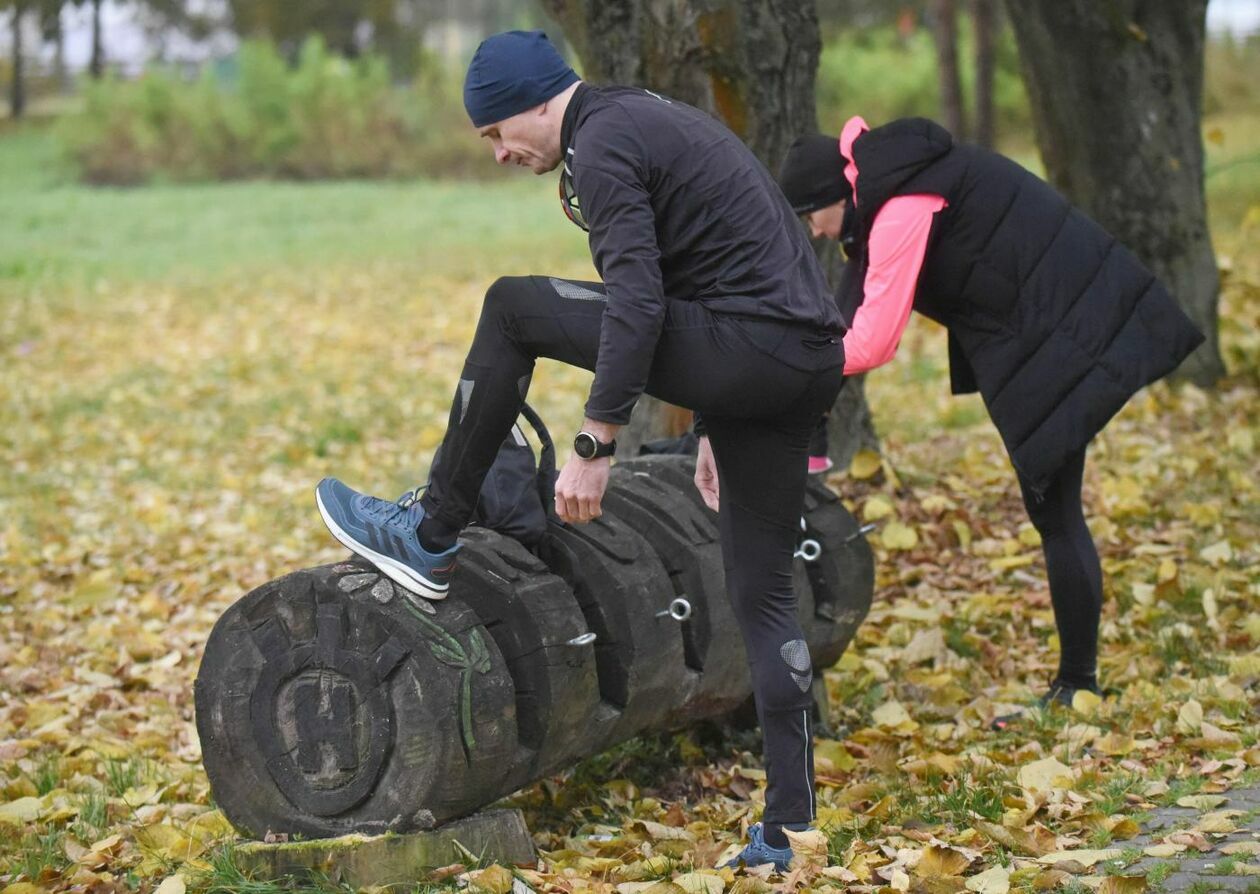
top-left (560, 82), bottom-right (594, 157)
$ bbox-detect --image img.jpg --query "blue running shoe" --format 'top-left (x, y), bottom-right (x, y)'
top-left (315, 478), bottom-right (459, 600)
top-left (721, 823), bottom-right (795, 873)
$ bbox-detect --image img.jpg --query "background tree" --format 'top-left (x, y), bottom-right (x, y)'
top-left (4, 0), bottom-right (27, 117)
top-left (1006, 0), bottom-right (1225, 385)
top-left (970, 0), bottom-right (995, 146)
top-left (539, 0), bottom-right (878, 462)
top-left (87, 0), bottom-right (102, 77)
top-left (37, 0), bottom-right (70, 94)
top-left (928, 0), bottom-right (966, 137)
top-left (225, 0), bottom-right (429, 77)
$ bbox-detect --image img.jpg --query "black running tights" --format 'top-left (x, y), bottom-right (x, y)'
top-left (1015, 447), bottom-right (1103, 688)
top-left (420, 275), bottom-right (847, 825)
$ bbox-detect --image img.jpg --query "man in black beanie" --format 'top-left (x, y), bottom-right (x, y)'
top-left (316, 30), bottom-right (847, 870)
top-left (778, 116), bottom-right (1203, 713)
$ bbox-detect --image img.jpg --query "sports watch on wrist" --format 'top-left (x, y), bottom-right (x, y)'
top-left (573, 430), bottom-right (616, 460)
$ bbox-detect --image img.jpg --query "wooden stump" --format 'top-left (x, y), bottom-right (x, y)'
top-left (234, 808), bottom-right (536, 888)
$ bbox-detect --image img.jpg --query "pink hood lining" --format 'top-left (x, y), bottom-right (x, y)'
top-left (838, 115), bottom-right (870, 205)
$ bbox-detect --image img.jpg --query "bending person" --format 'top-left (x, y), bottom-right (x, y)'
top-left (778, 117), bottom-right (1203, 710)
top-left (315, 31), bottom-right (845, 871)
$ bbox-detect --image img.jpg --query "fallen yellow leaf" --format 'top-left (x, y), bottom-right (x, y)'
top-left (881, 521), bottom-right (919, 551)
top-left (1176, 700), bottom-right (1203, 735)
top-left (915, 845), bottom-right (972, 877)
top-left (0, 797), bottom-right (43, 825)
top-left (1071, 690), bottom-right (1102, 714)
top-left (673, 873), bottom-right (725, 894)
top-left (862, 496), bottom-right (894, 521)
top-left (964, 865), bottom-right (1011, 894)
top-left (849, 449), bottom-right (882, 480)
top-left (1017, 757), bottom-right (1073, 793)
top-left (1035, 849), bottom-right (1123, 867)
top-left (1098, 876), bottom-right (1146, 894)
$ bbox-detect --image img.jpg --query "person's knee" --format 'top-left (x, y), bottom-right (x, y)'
top-left (482, 276), bottom-right (526, 318)
top-left (1027, 499), bottom-right (1086, 540)
top-left (745, 634), bottom-right (816, 712)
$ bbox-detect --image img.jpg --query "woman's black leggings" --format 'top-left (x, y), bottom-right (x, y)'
top-left (1015, 447), bottom-right (1103, 688)
top-left (420, 275), bottom-right (846, 825)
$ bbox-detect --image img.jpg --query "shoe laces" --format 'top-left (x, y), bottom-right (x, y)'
top-left (361, 488), bottom-right (424, 529)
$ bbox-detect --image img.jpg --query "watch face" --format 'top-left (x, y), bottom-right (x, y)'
top-left (574, 432), bottom-right (596, 458)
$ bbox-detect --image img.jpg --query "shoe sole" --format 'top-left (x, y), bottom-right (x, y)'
top-left (315, 487), bottom-right (449, 601)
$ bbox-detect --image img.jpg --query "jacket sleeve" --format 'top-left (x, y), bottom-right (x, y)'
top-left (573, 115), bottom-right (667, 425)
top-left (842, 193), bottom-right (946, 374)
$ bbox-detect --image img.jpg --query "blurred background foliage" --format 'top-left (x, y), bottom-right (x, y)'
top-left (0, 0), bottom-right (1256, 185)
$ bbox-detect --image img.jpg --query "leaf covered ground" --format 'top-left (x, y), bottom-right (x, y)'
top-left (1, 141), bottom-right (1258, 894)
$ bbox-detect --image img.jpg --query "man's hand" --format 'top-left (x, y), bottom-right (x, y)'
top-left (555, 454), bottom-right (611, 523)
top-left (694, 435), bottom-right (719, 512)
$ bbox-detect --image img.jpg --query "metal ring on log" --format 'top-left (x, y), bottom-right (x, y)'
top-left (797, 478), bottom-right (875, 670)
top-left (600, 460), bottom-right (752, 718)
top-left (534, 510), bottom-right (682, 745)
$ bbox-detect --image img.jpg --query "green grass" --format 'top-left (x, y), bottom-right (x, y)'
top-left (0, 124), bottom-right (591, 292)
top-left (102, 755), bottom-right (165, 798)
top-left (68, 790), bottom-right (109, 841)
top-left (1204, 109), bottom-right (1260, 254)
top-left (1147, 861), bottom-right (1180, 887)
top-left (28, 753), bottom-right (64, 796)
top-left (197, 844), bottom-right (353, 893)
top-left (14, 829), bottom-right (69, 883)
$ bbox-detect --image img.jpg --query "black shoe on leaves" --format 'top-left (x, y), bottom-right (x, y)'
top-left (990, 678), bottom-right (1112, 732)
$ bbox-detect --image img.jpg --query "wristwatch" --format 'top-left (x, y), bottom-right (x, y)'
top-left (574, 430), bottom-right (616, 460)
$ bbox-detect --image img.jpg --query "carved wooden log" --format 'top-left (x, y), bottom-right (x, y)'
top-left (610, 455), bottom-right (875, 670)
top-left (535, 510), bottom-right (686, 746)
top-left (195, 456), bottom-right (873, 839)
top-left (195, 562), bottom-right (519, 840)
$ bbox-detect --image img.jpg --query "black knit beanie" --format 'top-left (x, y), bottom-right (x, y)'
top-left (778, 133), bottom-right (851, 214)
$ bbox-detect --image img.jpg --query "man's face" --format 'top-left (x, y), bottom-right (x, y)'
top-left (477, 105), bottom-right (561, 174)
top-left (805, 200), bottom-right (847, 241)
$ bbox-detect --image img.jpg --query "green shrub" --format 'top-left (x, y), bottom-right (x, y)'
top-left (56, 36), bottom-right (485, 183)
top-left (1205, 34), bottom-right (1260, 116)
top-left (815, 20), bottom-right (1032, 142)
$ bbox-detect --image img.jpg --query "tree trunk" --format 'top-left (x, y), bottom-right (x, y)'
top-left (540, 0), bottom-right (877, 466)
top-left (971, 0), bottom-right (995, 147)
top-left (1005, 0), bottom-right (1224, 385)
top-left (53, 9), bottom-right (70, 94)
top-left (90, 0), bottom-right (103, 78)
top-left (929, 0), bottom-right (966, 138)
top-left (9, 1), bottom-right (25, 118)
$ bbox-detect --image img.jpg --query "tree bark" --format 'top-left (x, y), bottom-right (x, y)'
top-left (929, 0), bottom-right (966, 138)
top-left (89, 0), bottom-right (103, 78)
top-left (1005, 0), bottom-right (1224, 385)
top-left (9, 1), bottom-right (25, 118)
top-left (971, 0), bottom-right (995, 147)
top-left (540, 0), bottom-right (878, 466)
top-left (53, 7), bottom-right (70, 94)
